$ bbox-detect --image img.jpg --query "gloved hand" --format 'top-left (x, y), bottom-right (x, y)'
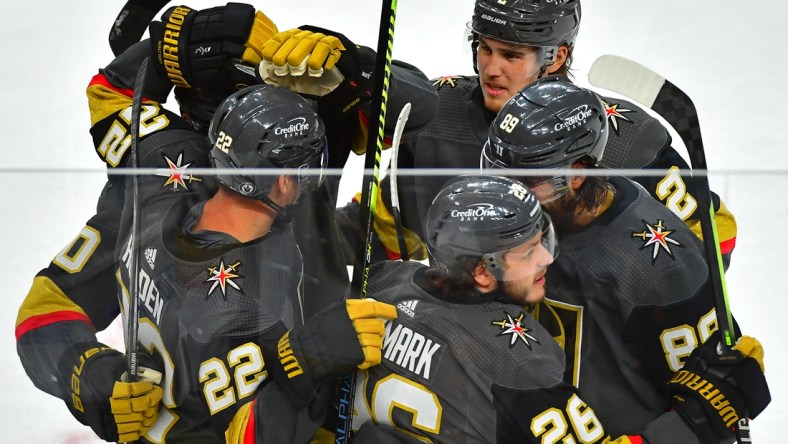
top-left (149, 3), bottom-right (278, 94)
top-left (60, 346), bottom-right (163, 442)
top-left (261, 28), bottom-right (345, 77)
top-left (258, 26), bottom-right (374, 101)
top-left (346, 299), bottom-right (398, 369)
top-left (266, 299), bottom-right (397, 406)
top-left (112, 367), bottom-right (164, 442)
top-left (665, 334), bottom-right (770, 443)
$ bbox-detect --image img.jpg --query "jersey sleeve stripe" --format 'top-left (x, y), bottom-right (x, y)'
top-left (15, 276), bottom-right (95, 338)
top-left (15, 311), bottom-right (93, 340)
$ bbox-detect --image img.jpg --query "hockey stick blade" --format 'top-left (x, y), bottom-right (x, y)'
top-left (588, 54), bottom-right (750, 443)
top-left (588, 54), bottom-right (734, 344)
top-left (109, 0), bottom-right (171, 56)
top-left (390, 103), bottom-right (412, 261)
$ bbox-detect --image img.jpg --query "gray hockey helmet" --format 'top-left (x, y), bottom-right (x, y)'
top-left (469, 0), bottom-right (581, 65)
top-left (483, 75), bottom-right (607, 170)
top-left (208, 84), bottom-right (327, 202)
top-left (482, 76), bottom-right (607, 203)
top-left (425, 175), bottom-right (557, 276)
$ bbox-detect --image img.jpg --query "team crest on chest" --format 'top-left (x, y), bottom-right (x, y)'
top-left (602, 100), bottom-right (633, 135)
top-left (432, 75), bottom-right (463, 89)
top-left (632, 219), bottom-right (683, 263)
top-left (492, 311), bottom-right (538, 349)
top-left (156, 152), bottom-right (201, 191)
top-left (206, 259), bottom-right (243, 299)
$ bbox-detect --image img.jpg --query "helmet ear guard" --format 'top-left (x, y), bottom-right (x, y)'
top-left (469, 0), bottom-right (580, 73)
top-left (480, 211), bottom-right (557, 280)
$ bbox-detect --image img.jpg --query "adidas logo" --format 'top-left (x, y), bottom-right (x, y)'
top-left (397, 300), bottom-right (418, 318)
top-left (144, 248), bottom-right (157, 270)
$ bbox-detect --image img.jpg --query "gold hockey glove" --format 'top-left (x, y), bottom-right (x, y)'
top-left (346, 299), bottom-right (398, 369)
top-left (110, 367), bottom-right (164, 442)
top-left (258, 26), bottom-right (361, 97)
top-left (59, 345), bottom-right (164, 443)
top-left (265, 299), bottom-right (397, 406)
top-left (261, 28), bottom-right (344, 76)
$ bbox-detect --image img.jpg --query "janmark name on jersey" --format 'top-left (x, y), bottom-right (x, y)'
top-left (120, 237), bottom-right (164, 324)
top-left (383, 321), bottom-right (443, 380)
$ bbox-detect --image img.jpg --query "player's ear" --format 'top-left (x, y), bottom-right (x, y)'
top-left (472, 261), bottom-right (496, 292)
top-left (569, 161), bottom-right (587, 190)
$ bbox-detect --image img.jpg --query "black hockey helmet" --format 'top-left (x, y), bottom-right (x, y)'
top-left (209, 84), bottom-right (327, 202)
top-left (425, 175), bottom-right (557, 277)
top-left (469, 0), bottom-right (581, 66)
top-left (482, 76), bottom-right (607, 201)
top-left (175, 88), bottom-right (225, 134)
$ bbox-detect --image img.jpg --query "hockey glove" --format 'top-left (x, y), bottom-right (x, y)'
top-left (261, 28), bottom-right (344, 76)
top-left (266, 299), bottom-right (397, 406)
top-left (665, 334), bottom-right (770, 443)
top-left (259, 26), bottom-right (374, 103)
top-left (149, 3), bottom-right (278, 94)
top-left (59, 345), bottom-right (163, 442)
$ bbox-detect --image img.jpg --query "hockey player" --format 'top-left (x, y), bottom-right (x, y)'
top-left (21, 81), bottom-right (398, 443)
top-left (482, 76), bottom-right (770, 443)
top-left (15, 3), bottom-right (429, 441)
top-left (261, 0), bottom-right (736, 265)
top-left (334, 174), bottom-right (756, 444)
top-left (121, 83), bottom-right (397, 443)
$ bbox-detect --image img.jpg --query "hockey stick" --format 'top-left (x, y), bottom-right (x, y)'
top-left (126, 57), bottom-right (149, 381)
top-left (337, 1), bottom-right (399, 442)
top-left (389, 102), bottom-right (412, 261)
top-left (588, 54), bottom-right (750, 443)
top-left (109, 0), bottom-right (171, 56)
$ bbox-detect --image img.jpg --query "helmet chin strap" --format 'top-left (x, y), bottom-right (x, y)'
top-left (260, 192), bottom-right (304, 223)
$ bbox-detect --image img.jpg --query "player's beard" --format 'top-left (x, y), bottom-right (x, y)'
top-left (502, 276), bottom-right (544, 306)
top-left (543, 192), bottom-right (584, 236)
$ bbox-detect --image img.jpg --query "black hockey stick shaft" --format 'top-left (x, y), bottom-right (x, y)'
top-left (349, 0), bottom-right (398, 299)
top-left (390, 103), bottom-right (412, 261)
top-left (588, 54), bottom-right (750, 442)
top-left (109, 0), bottom-right (171, 56)
top-left (338, 1), bottom-right (398, 442)
top-left (126, 57), bottom-right (149, 382)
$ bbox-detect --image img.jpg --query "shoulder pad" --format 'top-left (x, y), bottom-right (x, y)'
top-left (420, 75), bottom-right (486, 143)
top-left (430, 75), bottom-right (477, 92)
top-left (598, 96), bottom-right (672, 169)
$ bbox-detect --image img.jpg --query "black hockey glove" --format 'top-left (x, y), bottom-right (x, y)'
top-left (665, 334), bottom-right (770, 443)
top-left (59, 344), bottom-right (163, 442)
top-left (149, 3), bottom-right (278, 94)
top-left (265, 299), bottom-right (397, 407)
